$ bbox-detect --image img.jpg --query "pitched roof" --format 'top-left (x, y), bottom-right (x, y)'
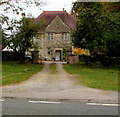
top-left (35, 11), bottom-right (76, 33)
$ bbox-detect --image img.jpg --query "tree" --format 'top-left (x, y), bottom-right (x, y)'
top-left (0, 28), bottom-right (8, 49)
top-left (10, 17), bottom-right (43, 63)
top-left (0, 0), bottom-right (43, 8)
top-left (0, 0), bottom-right (45, 50)
top-left (71, 2), bottom-right (120, 15)
top-left (0, 0), bottom-right (44, 29)
top-left (72, 2), bottom-right (120, 66)
top-left (0, 0), bottom-right (46, 63)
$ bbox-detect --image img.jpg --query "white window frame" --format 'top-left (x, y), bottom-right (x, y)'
top-left (62, 33), bottom-right (68, 40)
top-left (48, 33), bottom-right (54, 40)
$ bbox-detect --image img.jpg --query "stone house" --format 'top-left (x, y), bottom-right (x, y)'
top-left (34, 11), bottom-right (76, 61)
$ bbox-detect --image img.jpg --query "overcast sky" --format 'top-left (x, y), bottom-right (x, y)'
top-left (43, 0), bottom-right (76, 12)
top-left (32, 0), bottom-right (76, 17)
top-left (0, 0), bottom-right (76, 20)
top-left (1, 0), bottom-right (119, 20)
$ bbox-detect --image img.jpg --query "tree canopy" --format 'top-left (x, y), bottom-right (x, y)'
top-left (0, 0), bottom-right (45, 63)
top-left (71, 2), bottom-right (120, 66)
top-left (10, 17), bottom-right (43, 63)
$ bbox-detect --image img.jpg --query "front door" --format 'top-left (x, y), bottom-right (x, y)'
top-left (55, 51), bottom-right (61, 61)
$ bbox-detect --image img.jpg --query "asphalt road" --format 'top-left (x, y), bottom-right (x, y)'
top-left (1, 98), bottom-right (119, 115)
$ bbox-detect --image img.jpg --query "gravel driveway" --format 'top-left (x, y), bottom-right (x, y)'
top-left (1, 63), bottom-right (118, 103)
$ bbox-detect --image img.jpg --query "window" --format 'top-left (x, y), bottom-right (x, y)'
top-left (62, 33), bottom-right (68, 40)
top-left (48, 48), bottom-right (51, 54)
top-left (48, 33), bottom-right (54, 40)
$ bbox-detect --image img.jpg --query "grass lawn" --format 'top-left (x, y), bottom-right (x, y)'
top-left (49, 64), bottom-right (57, 74)
top-left (63, 63), bottom-right (119, 91)
top-left (1, 61), bottom-right (43, 85)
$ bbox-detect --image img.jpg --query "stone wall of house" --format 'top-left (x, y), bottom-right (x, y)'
top-left (45, 16), bottom-right (70, 33)
top-left (36, 16), bottom-right (73, 61)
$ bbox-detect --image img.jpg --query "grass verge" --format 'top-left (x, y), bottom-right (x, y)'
top-left (63, 63), bottom-right (119, 91)
top-left (49, 64), bottom-right (57, 74)
top-left (2, 61), bottom-right (43, 85)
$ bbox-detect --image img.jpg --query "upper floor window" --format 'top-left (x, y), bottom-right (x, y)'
top-left (62, 33), bottom-right (68, 40)
top-left (48, 33), bottom-right (54, 40)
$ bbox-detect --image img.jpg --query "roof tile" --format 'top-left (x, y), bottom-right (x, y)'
top-left (35, 11), bottom-right (76, 33)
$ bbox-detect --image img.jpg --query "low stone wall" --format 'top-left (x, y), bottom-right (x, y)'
top-left (68, 55), bottom-right (79, 64)
top-left (2, 51), bottom-right (19, 61)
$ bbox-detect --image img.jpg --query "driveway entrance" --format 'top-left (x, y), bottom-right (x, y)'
top-left (2, 64), bottom-right (118, 103)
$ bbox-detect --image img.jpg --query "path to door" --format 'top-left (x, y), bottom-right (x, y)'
top-left (2, 64), bottom-right (118, 103)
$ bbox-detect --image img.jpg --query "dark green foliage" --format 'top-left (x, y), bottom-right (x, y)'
top-left (2, 51), bottom-right (19, 61)
top-left (11, 17), bottom-right (43, 63)
top-left (72, 2), bottom-right (120, 66)
top-left (0, 28), bottom-right (8, 49)
top-left (1, 0), bottom-right (44, 63)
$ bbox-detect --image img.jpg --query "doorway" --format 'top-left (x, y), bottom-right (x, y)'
top-left (55, 50), bottom-right (61, 61)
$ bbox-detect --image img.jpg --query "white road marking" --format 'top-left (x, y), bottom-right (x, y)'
top-left (29, 100), bottom-right (61, 104)
top-left (87, 103), bottom-right (120, 107)
top-left (101, 104), bottom-right (119, 107)
top-left (0, 99), bottom-right (4, 102)
top-left (87, 103), bottom-right (101, 106)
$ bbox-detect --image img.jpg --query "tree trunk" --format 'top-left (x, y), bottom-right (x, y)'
top-left (19, 51), bottom-right (25, 64)
top-left (83, 54), bottom-right (89, 66)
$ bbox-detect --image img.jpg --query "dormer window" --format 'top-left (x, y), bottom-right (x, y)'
top-left (62, 33), bottom-right (68, 40)
top-left (48, 33), bottom-right (54, 40)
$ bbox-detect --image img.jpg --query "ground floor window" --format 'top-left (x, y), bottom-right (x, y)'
top-left (48, 48), bottom-right (51, 54)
